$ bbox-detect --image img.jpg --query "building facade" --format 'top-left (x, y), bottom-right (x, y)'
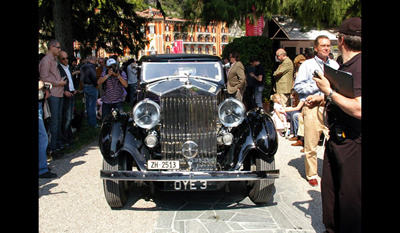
top-left (136, 7), bottom-right (229, 59)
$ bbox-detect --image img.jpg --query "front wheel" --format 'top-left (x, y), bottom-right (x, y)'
top-left (102, 154), bottom-right (131, 208)
top-left (247, 157), bottom-right (275, 204)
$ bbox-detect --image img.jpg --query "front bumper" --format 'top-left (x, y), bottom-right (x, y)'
top-left (100, 169), bottom-right (280, 181)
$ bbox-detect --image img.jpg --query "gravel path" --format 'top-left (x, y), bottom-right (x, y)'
top-left (39, 135), bottom-right (326, 232)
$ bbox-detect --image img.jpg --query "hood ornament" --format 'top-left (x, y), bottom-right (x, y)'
top-left (184, 73), bottom-right (192, 86)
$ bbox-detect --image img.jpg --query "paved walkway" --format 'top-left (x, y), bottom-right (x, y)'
top-left (151, 136), bottom-right (326, 233)
top-left (39, 135), bottom-right (326, 233)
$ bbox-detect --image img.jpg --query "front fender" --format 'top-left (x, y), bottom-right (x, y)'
top-left (226, 107), bottom-right (278, 170)
top-left (249, 108), bottom-right (278, 157)
top-left (99, 111), bottom-right (129, 163)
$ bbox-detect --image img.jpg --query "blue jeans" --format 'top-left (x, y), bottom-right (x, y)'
top-left (47, 96), bottom-right (63, 151)
top-left (39, 102), bottom-right (49, 175)
top-left (254, 85), bottom-right (264, 108)
top-left (84, 85), bottom-right (98, 126)
top-left (287, 110), bottom-right (301, 137)
top-left (102, 102), bottom-right (124, 121)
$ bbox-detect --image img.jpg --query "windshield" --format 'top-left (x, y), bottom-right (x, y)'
top-left (142, 62), bottom-right (223, 82)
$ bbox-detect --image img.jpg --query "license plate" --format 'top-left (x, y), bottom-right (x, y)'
top-left (147, 160), bottom-right (180, 170)
top-left (165, 180), bottom-right (212, 190)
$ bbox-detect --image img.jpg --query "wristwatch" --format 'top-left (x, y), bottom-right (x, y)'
top-left (327, 89), bottom-right (336, 102)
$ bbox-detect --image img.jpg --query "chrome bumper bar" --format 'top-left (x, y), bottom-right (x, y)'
top-left (100, 169), bottom-right (280, 181)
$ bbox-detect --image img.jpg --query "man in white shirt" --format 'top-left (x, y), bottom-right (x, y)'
top-left (294, 35), bottom-right (339, 187)
top-left (126, 58), bottom-right (138, 107)
top-left (58, 51), bottom-right (77, 146)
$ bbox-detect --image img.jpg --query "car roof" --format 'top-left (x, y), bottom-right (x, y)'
top-left (139, 54), bottom-right (222, 63)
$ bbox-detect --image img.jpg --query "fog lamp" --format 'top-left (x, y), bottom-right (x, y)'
top-left (144, 133), bottom-right (158, 148)
top-left (222, 133), bottom-right (234, 145)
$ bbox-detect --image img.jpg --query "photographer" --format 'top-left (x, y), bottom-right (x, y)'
top-left (98, 58), bottom-right (128, 120)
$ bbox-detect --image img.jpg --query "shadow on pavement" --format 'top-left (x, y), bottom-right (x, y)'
top-left (114, 181), bottom-right (277, 212)
top-left (38, 143), bottom-right (96, 198)
top-left (287, 155), bottom-right (324, 180)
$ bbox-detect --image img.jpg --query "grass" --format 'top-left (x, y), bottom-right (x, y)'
top-left (59, 93), bottom-right (132, 155)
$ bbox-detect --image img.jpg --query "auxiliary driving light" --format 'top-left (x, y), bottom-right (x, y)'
top-left (222, 132), bottom-right (234, 145)
top-left (144, 132), bottom-right (158, 148)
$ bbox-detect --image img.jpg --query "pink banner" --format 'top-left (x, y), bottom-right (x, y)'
top-left (246, 15), bottom-right (264, 36)
top-left (172, 40), bottom-right (183, 54)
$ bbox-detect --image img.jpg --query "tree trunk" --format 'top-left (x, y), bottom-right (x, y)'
top-left (53, 0), bottom-right (74, 56)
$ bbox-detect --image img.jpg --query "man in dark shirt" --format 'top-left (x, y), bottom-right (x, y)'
top-left (308, 17), bottom-right (361, 233)
top-left (249, 57), bottom-right (265, 108)
top-left (81, 56), bottom-right (99, 127)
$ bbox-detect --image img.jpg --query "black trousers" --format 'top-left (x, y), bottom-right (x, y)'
top-left (321, 137), bottom-right (361, 233)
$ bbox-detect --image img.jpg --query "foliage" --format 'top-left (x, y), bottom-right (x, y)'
top-left (38, 0), bottom-right (166, 57)
top-left (221, 36), bottom-right (274, 101)
top-left (183, 0), bottom-right (361, 28)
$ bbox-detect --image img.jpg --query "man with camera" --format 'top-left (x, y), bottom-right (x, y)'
top-left (98, 58), bottom-right (128, 120)
top-left (294, 35), bottom-right (340, 187)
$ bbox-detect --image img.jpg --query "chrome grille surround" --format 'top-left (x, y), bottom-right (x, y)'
top-left (160, 95), bottom-right (218, 171)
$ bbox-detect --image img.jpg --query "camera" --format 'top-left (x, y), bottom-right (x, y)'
top-left (43, 82), bottom-right (52, 91)
top-left (131, 63), bottom-right (138, 69)
top-left (313, 70), bottom-right (321, 79)
top-left (109, 65), bottom-right (119, 75)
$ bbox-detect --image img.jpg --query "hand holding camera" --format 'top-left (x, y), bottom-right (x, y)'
top-left (107, 65), bottom-right (120, 78)
top-left (313, 70), bottom-right (321, 79)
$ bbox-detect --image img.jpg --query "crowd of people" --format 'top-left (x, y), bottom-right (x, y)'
top-left (224, 17), bottom-right (361, 233)
top-left (38, 40), bottom-right (139, 178)
top-left (39, 17), bottom-right (361, 233)
top-left (224, 36), bottom-right (341, 187)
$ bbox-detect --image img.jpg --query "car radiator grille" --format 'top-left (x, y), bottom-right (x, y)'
top-left (160, 96), bottom-right (218, 171)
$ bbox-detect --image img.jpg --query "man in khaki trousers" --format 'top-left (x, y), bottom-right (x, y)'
top-left (294, 36), bottom-right (339, 186)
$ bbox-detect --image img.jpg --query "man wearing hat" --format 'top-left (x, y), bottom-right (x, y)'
top-left (309, 17), bottom-right (361, 233)
top-left (98, 58), bottom-right (128, 120)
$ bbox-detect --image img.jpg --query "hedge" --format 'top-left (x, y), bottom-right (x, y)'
top-left (221, 36), bottom-right (274, 102)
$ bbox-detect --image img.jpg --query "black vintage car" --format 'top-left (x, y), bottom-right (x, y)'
top-left (99, 54), bottom-right (279, 208)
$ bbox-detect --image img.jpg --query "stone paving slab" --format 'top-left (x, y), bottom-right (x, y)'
top-left (151, 137), bottom-right (326, 233)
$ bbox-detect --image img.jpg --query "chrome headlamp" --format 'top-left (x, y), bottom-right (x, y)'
top-left (132, 99), bottom-right (161, 129)
top-left (218, 98), bottom-right (245, 127)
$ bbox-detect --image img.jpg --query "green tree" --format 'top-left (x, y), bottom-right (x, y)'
top-left (38, 0), bottom-right (165, 57)
top-left (183, 0), bottom-right (361, 29)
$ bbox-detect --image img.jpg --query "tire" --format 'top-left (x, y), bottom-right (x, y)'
top-left (102, 154), bottom-right (131, 208)
top-left (247, 157), bottom-right (275, 204)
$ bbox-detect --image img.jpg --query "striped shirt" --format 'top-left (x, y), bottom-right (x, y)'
top-left (100, 70), bottom-right (127, 104)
